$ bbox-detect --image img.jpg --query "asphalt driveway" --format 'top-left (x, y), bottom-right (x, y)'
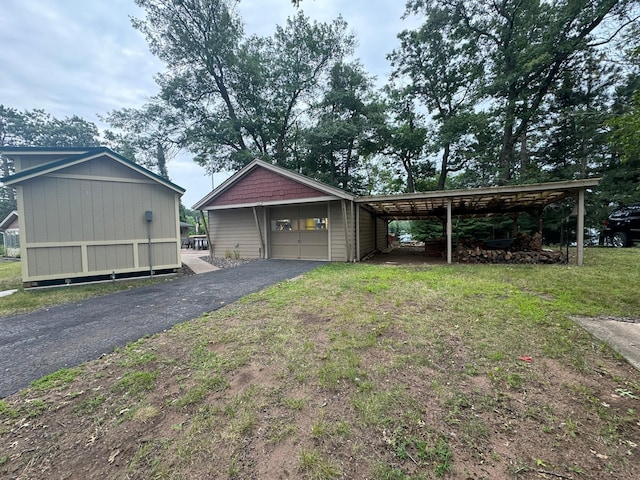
top-left (0, 259), bottom-right (323, 398)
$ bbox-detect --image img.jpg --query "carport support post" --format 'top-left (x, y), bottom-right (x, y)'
top-left (252, 206), bottom-right (265, 259)
top-left (446, 198), bottom-right (452, 264)
top-left (146, 210), bottom-right (153, 278)
top-left (341, 200), bottom-right (351, 262)
top-left (577, 189), bottom-right (585, 266)
top-left (200, 210), bottom-right (213, 259)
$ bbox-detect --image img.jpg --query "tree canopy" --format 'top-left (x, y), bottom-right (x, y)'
top-left (0, 106), bottom-right (101, 220)
top-left (4, 0), bottom-right (640, 232)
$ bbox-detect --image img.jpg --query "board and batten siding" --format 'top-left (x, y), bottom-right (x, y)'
top-left (208, 208), bottom-right (263, 259)
top-left (356, 208), bottom-right (387, 260)
top-left (18, 159), bottom-right (181, 282)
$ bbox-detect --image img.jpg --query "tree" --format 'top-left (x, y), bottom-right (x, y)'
top-left (0, 106), bottom-right (100, 220)
top-left (103, 101), bottom-right (184, 180)
top-left (377, 86), bottom-right (431, 193)
top-left (533, 51), bottom-right (617, 183)
top-left (133, 0), bottom-right (354, 171)
top-left (405, 0), bottom-right (638, 184)
top-left (390, 4), bottom-right (484, 189)
top-left (301, 61), bottom-right (384, 193)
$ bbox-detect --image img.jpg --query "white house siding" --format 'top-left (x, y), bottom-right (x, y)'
top-left (208, 208), bottom-right (262, 259)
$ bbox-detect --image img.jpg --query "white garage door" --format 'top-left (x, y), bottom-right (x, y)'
top-left (270, 205), bottom-right (328, 260)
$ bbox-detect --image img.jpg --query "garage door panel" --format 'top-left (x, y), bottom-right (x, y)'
top-left (269, 205), bottom-right (328, 260)
top-left (270, 231), bottom-right (299, 259)
top-left (299, 230), bottom-right (328, 259)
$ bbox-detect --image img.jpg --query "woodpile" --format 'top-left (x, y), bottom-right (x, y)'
top-left (455, 247), bottom-right (566, 264)
top-left (455, 232), bottom-right (566, 264)
top-left (424, 238), bottom-right (446, 257)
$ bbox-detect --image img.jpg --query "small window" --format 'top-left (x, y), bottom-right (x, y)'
top-left (301, 218), bottom-right (327, 230)
top-left (272, 219), bottom-right (294, 231)
top-left (5, 230), bottom-right (19, 248)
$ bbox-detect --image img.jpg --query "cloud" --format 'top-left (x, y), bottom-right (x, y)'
top-left (1, 0), bottom-right (422, 202)
top-left (0, 0), bottom-right (162, 124)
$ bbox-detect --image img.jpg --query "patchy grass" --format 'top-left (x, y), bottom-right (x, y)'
top-left (1, 248), bottom-right (639, 479)
top-left (0, 262), bottom-right (173, 317)
top-left (0, 261), bottom-right (21, 291)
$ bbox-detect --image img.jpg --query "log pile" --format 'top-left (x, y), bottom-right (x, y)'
top-left (455, 232), bottom-right (566, 264)
top-left (455, 247), bottom-right (566, 264)
top-left (424, 238), bottom-right (446, 257)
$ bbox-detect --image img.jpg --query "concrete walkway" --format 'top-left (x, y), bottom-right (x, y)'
top-left (572, 317), bottom-right (640, 371)
top-left (181, 249), bottom-right (218, 274)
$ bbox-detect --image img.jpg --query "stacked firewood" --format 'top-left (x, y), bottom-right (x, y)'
top-left (455, 232), bottom-right (566, 264)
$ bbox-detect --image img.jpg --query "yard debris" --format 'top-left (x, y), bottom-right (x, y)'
top-left (615, 388), bottom-right (638, 399)
top-left (108, 449), bottom-right (120, 464)
top-left (518, 356), bottom-right (532, 363)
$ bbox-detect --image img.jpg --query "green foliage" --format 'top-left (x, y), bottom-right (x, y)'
top-left (113, 371), bottom-right (159, 396)
top-left (0, 260), bottom-right (21, 291)
top-left (397, 0), bottom-right (638, 192)
top-left (0, 105), bottom-right (101, 220)
top-left (3, 251), bottom-right (640, 478)
top-left (133, 1), bottom-right (355, 172)
top-left (298, 449), bottom-right (342, 479)
top-left (0, 400), bottom-right (19, 419)
top-left (102, 102), bottom-right (181, 179)
top-left (302, 61), bottom-right (384, 193)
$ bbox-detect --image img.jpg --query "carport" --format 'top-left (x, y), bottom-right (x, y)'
top-left (356, 178), bottom-right (600, 266)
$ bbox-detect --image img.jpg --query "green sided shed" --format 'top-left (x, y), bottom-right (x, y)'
top-left (0, 147), bottom-right (185, 287)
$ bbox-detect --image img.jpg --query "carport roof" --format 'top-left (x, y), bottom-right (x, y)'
top-left (356, 178), bottom-right (601, 220)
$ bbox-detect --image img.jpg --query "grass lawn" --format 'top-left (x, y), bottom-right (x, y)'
top-left (1, 248), bottom-right (639, 479)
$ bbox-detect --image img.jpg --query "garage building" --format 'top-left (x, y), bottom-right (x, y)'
top-left (194, 159), bottom-right (598, 265)
top-left (1, 147), bottom-right (185, 286)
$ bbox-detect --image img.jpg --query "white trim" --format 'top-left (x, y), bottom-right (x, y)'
top-left (577, 189), bottom-right (585, 266)
top-left (356, 205), bottom-right (360, 261)
top-left (328, 206), bottom-right (332, 261)
top-left (24, 238), bottom-right (179, 248)
top-left (47, 173), bottom-right (158, 185)
top-left (201, 196), bottom-right (339, 210)
top-left (446, 199), bottom-right (452, 264)
top-left (356, 178), bottom-right (601, 203)
top-left (3, 150), bottom-right (185, 195)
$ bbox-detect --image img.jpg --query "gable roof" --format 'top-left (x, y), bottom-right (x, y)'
top-left (193, 159), bottom-right (354, 210)
top-left (0, 210), bottom-right (18, 231)
top-left (0, 147), bottom-right (185, 195)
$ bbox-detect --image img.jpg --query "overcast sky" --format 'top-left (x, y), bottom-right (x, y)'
top-left (0, 0), bottom-right (415, 207)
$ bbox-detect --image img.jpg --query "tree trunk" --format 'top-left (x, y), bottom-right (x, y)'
top-left (499, 102), bottom-right (516, 185)
top-left (404, 155), bottom-right (416, 193)
top-left (437, 142), bottom-right (451, 190)
top-left (156, 142), bottom-right (169, 180)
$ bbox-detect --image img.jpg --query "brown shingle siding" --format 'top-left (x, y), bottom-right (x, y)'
top-left (209, 167), bottom-right (325, 207)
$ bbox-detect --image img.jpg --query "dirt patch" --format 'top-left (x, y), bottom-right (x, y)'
top-left (1, 286), bottom-right (639, 480)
